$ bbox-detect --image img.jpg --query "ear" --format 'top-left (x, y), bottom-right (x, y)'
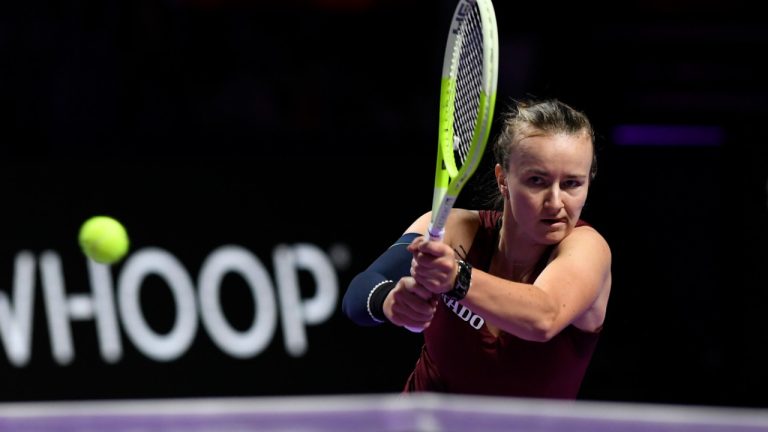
top-left (494, 164), bottom-right (506, 194)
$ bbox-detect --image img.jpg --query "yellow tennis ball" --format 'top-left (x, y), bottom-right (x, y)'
top-left (78, 216), bottom-right (130, 264)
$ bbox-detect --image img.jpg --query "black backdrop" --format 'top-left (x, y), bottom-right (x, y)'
top-left (1, 0), bottom-right (766, 408)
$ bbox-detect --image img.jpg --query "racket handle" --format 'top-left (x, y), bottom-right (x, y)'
top-left (427, 224), bottom-right (445, 242)
top-left (405, 325), bottom-right (425, 333)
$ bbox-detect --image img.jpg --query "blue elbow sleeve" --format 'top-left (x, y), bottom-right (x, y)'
top-left (342, 233), bottom-right (420, 326)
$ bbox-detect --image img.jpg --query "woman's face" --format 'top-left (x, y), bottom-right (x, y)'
top-left (498, 132), bottom-right (593, 244)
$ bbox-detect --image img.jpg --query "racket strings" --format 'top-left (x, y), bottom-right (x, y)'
top-left (453, 4), bottom-right (485, 170)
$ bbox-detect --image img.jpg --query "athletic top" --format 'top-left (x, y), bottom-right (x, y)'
top-left (404, 210), bottom-right (600, 399)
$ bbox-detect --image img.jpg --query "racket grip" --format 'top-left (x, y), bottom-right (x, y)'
top-left (405, 325), bottom-right (425, 333)
top-left (427, 224), bottom-right (445, 242)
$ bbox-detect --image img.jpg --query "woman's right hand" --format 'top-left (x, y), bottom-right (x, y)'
top-left (383, 276), bottom-right (438, 330)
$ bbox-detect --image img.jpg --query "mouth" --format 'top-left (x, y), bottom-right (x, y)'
top-left (541, 218), bottom-right (567, 226)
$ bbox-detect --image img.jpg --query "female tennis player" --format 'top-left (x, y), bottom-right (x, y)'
top-left (342, 99), bottom-right (612, 399)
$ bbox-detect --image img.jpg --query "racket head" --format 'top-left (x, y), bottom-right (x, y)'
top-left (429, 0), bottom-right (499, 241)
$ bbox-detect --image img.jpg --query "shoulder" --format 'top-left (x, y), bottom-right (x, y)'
top-left (556, 224), bottom-right (611, 261)
top-left (404, 208), bottom-right (481, 232)
top-left (444, 209), bottom-right (482, 247)
top-left (446, 208), bottom-right (480, 229)
top-left (402, 209), bottom-right (486, 246)
top-left (448, 208), bottom-right (504, 226)
top-left (448, 208), bottom-right (480, 225)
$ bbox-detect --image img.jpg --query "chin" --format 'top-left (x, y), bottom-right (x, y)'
top-left (540, 234), bottom-right (564, 245)
top-left (539, 227), bottom-right (569, 244)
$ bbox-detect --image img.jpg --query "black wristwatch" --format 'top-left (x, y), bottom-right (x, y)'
top-left (446, 260), bottom-right (472, 300)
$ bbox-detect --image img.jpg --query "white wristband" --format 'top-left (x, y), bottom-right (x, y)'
top-left (366, 280), bottom-right (393, 323)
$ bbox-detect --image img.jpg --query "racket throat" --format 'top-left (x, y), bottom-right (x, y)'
top-left (428, 194), bottom-right (455, 242)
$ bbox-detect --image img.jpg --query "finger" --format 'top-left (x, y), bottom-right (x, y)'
top-left (411, 255), bottom-right (443, 279)
top-left (394, 292), bottom-right (437, 322)
top-left (415, 238), bottom-right (449, 256)
top-left (413, 251), bottom-right (453, 273)
top-left (403, 278), bottom-right (438, 301)
top-left (412, 284), bottom-right (438, 301)
top-left (402, 317), bottom-right (434, 332)
top-left (391, 307), bottom-right (433, 329)
top-left (412, 276), bottom-right (442, 294)
top-left (412, 261), bottom-right (453, 288)
top-left (406, 236), bottom-right (427, 253)
top-left (393, 310), bottom-right (434, 329)
top-left (410, 266), bottom-right (444, 292)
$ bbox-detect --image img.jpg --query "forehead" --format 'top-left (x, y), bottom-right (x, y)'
top-left (511, 133), bottom-right (593, 172)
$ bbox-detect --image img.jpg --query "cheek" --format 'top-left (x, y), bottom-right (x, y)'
top-left (565, 191), bottom-right (589, 214)
top-left (509, 191), bottom-right (539, 214)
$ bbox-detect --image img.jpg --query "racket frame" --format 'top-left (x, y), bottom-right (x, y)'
top-left (428, 0), bottom-right (499, 242)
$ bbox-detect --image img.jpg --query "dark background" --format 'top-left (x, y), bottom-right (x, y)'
top-left (1, 0), bottom-right (766, 408)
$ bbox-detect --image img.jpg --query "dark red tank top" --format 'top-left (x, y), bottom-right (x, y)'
top-left (404, 210), bottom-right (600, 399)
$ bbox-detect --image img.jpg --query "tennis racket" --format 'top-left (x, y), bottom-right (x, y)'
top-left (407, 0), bottom-right (498, 333)
top-left (427, 0), bottom-right (499, 242)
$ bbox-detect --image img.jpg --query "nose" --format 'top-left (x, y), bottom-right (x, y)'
top-left (543, 186), bottom-right (563, 212)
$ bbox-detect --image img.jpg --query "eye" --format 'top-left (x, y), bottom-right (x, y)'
top-left (526, 176), bottom-right (547, 187)
top-left (562, 179), bottom-right (584, 189)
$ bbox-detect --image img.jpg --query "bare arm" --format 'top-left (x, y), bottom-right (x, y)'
top-left (410, 225), bottom-right (611, 341)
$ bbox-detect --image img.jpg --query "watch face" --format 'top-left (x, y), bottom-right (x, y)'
top-left (448, 260), bottom-right (471, 300)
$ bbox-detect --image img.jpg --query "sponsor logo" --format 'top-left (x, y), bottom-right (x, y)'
top-left (442, 294), bottom-right (484, 329)
top-left (0, 243), bottom-right (348, 367)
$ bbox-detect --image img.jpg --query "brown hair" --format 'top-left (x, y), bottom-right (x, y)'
top-left (493, 98), bottom-right (596, 180)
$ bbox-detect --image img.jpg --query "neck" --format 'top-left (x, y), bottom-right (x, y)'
top-left (494, 213), bottom-right (549, 281)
